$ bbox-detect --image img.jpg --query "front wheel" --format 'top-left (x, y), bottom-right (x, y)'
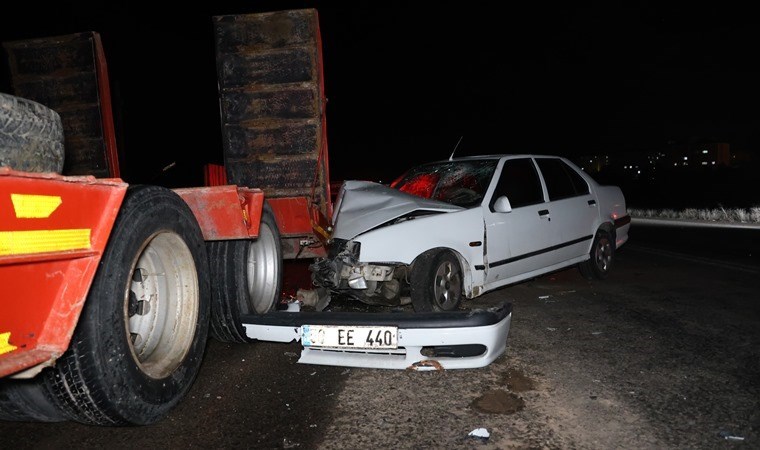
top-left (578, 229), bottom-right (614, 280)
top-left (43, 185), bottom-right (211, 426)
top-left (410, 249), bottom-right (463, 312)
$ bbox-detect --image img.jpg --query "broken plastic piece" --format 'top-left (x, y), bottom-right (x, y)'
top-left (718, 431), bottom-right (745, 441)
top-left (297, 288), bottom-right (319, 307)
top-left (407, 359), bottom-right (444, 371)
top-left (468, 428), bottom-right (490, 439)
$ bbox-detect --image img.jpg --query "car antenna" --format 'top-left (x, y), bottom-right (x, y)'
top-left (449, 135), bottom-right (463, 161)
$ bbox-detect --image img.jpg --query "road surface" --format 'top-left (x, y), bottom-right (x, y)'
top-left (2, 226), bottom-right (759, 449)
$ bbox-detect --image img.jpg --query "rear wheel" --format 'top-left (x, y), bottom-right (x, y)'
top-left (410, 249), bottom-right (463, 312)
top-left (0, 377), bottom-right (65, 423)
top-left (43, 185), bottom-right (211, 425)
top-left (208, 202), bottom-right (282, 343)
top-left (579, 229), bottom-right (614, 280)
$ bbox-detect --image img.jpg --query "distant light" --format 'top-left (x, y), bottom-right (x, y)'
top-left (712, 161), bottom-right (716, 165)
top-left (589, 160), bottom-right (592, 163)
top-left (637, 170), bottom-right (641, 174)
top-left (674, 163), bottom-right (677, 166)
top-left (702, 150), bottom-right (708, 154)
top-left (683, 156), bottom-right (688, 160)
top-left (623, 165), bottom-right (627, 169)
top-left (701, 162), bottom-right (707, 165)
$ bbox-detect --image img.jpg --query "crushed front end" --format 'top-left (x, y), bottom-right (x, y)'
top-left (309, 238), bottom-right (409, 310)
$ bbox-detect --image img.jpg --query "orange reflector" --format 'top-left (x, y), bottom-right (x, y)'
top-left (0, 229), bottom-right (91, 256)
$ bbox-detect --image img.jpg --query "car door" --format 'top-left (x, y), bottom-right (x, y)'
top-left (534, 157), bottom-right (598, 263)
top-left (482, 157), bottom-right (561, 285)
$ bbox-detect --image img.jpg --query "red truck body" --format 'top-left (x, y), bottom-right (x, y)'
top-left (0, 11), bottom-right (330, 379)
top-left (0, 170), bottom-right (126, 377)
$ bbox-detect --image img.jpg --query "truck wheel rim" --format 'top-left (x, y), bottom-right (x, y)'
top-left (126, 232), bottom-right (199, 378)
top-left (246, 221), bottom-right (280, 314)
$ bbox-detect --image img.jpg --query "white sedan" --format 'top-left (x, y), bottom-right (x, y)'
top-left (310, 154), bottom-right (630, 312)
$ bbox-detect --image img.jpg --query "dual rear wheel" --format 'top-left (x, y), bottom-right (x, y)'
top-left (0, 186), bottom-right (210, 425)
top-left (0, 187), bottom-right (282, 425)
top-left (1, 92), bottom-right (283, 425)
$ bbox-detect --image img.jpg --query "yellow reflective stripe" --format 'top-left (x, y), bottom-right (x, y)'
top-left (0, 332), bottom-right (17, 356)
top-left (10, 194), bottom-right (62, 218)
top-left (0, 229), bottom-right (91, 256)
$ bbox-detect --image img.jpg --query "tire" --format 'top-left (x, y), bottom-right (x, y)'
top-left (410, 249), bottom-right (463, 312)
top-left (578, 229), bottom-right (614, 280)
top-left (0, 376), bottom-right (66, 423)
top-left (42, 185), bottom-right (211, 426)
top-left (208, 203), bottom-right (282, 343)
top-left (0, 92), bottom-right (64, 174)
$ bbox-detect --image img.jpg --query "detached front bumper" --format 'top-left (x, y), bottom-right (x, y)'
top-left (242, 301), bottom-right (512, 371)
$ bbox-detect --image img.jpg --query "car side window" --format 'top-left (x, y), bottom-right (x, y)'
top-left (536, 158), bottom-right (589, 200)
top-left (564, 162), bottom-right (590, 195)
top-left (490, 158), bottom-right (544, 211)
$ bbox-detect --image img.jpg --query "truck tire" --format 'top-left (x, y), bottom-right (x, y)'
top-left (0, 377), bottom-right (66, 422)
top-left (0, 92), bottom-right (64, 174)
top-left (208, 202), bottom-right (282, 343)
top-left (42, 185), bottom-right (211, 425)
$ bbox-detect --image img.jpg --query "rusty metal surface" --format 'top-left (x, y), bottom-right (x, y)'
top-left (3, 32), bottom-right (119, 178)
top-left (174, 186), bottom-right (264, 241)
top-left (226, 154), bottom-right (320, 198)
top-left (213, 9), bottom-right (330, 219)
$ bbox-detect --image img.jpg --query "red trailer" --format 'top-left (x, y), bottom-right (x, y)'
top-left (0, 9), bottom-right (511, 426)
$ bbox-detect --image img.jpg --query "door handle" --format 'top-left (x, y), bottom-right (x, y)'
top-left (587, 199), bottom-right (596, 206)
top-left (538, 209), bottom-right (550, 220)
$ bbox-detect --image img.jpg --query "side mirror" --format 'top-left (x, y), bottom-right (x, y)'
top-left (493, 196), bottom-right (512, 213)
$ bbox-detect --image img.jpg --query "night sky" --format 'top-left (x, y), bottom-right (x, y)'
top-left (1, 2), bottom-right (757, 192)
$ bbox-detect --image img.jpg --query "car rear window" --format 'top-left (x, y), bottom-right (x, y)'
top-left (536, 158), bottom-right (590, 200)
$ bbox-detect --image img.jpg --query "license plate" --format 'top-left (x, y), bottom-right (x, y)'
top-left (301, 325), bottom-right (398, 350)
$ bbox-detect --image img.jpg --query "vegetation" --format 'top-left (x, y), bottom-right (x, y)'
top-left (629, 206), bottom-right (760, 224)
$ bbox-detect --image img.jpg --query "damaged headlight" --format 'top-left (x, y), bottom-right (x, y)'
top-left (327, 238), bottom-right (360, 259)
top-left (312, 239), bottom-right (361, 291)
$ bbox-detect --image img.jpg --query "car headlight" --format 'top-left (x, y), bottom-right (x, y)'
top-left (327, 238), bottom-right (360, 259)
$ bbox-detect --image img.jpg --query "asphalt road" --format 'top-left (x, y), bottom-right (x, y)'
top-left (2, 226), bottom-right (759, 449)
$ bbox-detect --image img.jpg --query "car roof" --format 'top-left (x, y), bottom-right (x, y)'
top-left (427, 154), bottom-right (565, 164)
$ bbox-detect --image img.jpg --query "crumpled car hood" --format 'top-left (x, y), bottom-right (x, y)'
top-left (331, 180), bottom-right (463, 240)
